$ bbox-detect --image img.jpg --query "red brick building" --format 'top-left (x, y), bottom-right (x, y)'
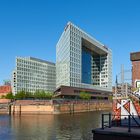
top-left (0, 85), bottom-right (12, 98)
top-left (130, 52), bottom-right (140, 88)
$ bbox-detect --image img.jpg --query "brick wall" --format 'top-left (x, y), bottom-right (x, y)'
top-left (0, 99), bottom-right (10, 103)
top-left (132, 61), bottom-right (140, 87)
top-left (10, 100), bottom-right (112, 115)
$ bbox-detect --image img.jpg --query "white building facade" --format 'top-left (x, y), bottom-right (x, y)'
top-left (12, 57), bottom-right (56, 94)
top-left (56, 22), bottom-right (112, 92)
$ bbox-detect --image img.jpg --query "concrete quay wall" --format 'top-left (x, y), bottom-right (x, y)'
top-left (0, 99), bottom-right (11, 114)
top-left (10, 100), bottom-right (112, 115)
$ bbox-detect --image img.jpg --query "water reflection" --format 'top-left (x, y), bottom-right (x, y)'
top-left (0, 111), bottom-right (109, 140)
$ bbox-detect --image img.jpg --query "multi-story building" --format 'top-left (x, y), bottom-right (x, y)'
top-left (55, 22), bottom-right (112, 98)
top-left (130, 52), bottom-right (140, 88)
top-left (12, 57), bottom-right (56, 94)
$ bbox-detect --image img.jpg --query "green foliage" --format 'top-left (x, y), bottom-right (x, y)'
top-left (2, 90), bottom-right (53, 100)
top-left (25, 92), bottom-right (34, 98)
top-left (108, 95), bottom-right (113, 101)
top-left (97, 96), bottom-right (102, 100)
top-left (34, 90), bottom-right (53, 99)
top-left (1, 95), bottom-right (5, 99)
top-left (45, 92), bottom-right (53, 99)
top-left (5, 92), bottom-right (14, 99)
top-left (15, 91), bottom-right (26, 99)
top-left (79, 91), bottom-right (91, 100)
top-left (34, 90), bottom-right (42, 99)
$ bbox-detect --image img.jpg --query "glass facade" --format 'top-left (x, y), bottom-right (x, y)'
top-left (12, 57), bottom-right (56, 94)
top-left (56, 22), bottom-right (112, 92)
top-left (82, 47), bottom-right (92, 84)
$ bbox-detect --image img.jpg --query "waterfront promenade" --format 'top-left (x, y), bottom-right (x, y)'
top-left (93, 113), bottom-right (140, 140)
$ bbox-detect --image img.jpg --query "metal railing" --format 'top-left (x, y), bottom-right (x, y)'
top-left (101, 113), bottom-right (140, 132)
top-left (102, 113), bottom-right (112, 129)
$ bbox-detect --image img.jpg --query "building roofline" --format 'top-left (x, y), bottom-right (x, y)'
top-left (29, 57), bottom-right (55, 65)
top-left (55, 85), bottom-right (112, 94)
top-left (16, 56), bottom-right (55, 65)
top-left (56, 21), bottom-right (110, 53)
top-left (130, 52), bottom-right (140, 61)
top-left (130, 51), bottom-right (140, 54)
top-left (68, 22), bottom-right (105, 46)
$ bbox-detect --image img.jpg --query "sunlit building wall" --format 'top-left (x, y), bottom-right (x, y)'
top-left (56, 22), bottom-right (112, 92)
top-left (12, 57), bottom-right (56, 94)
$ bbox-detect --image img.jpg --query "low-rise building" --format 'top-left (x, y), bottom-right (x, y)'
top-left (0, 85), bottom-right (12, 98)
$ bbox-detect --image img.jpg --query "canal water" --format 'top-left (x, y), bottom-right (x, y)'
top-left (0, 111), bottom-right (109, 140)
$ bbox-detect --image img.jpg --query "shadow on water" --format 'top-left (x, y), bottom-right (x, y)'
top-left (0, 111), bottom-right (110, 140)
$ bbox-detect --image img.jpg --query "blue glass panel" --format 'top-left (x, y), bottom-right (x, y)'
top-left (82, 47), bottom-right (92, 84)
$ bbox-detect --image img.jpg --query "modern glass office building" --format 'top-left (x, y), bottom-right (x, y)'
top-left (56, 22), bottom-right (112, 96)
top-left (12, 57), bottom-right (56, 94)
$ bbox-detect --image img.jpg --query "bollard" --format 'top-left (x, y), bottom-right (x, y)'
top-left (109, 113), bottom-right (112, 128)
top-left (128, 115), bottom-right (131, 132)
top-left (73, 103), bottom-right (74, 114)
top-left (9, 104), bottom-right (11, 115)
top-left (102, 114), bottom-right (104, 129)
top-left (69, 103), bottom-right (71, 114)
top-left (13, 105), bottom-right (15, 115)
top-left (19, 104), bottom-right (21, 116)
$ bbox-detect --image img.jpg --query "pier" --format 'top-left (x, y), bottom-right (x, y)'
top-left (92, 113), bottom-right (140, 140)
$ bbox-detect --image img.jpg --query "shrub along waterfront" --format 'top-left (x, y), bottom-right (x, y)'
top-left (1, 91), bottom-right (110, 101)
top-left (79, 91), bottom-right (91, 100)
top-left (2, 90), bottom-right (53, 100)
top-left (2, 91), bottom-right (93, 100)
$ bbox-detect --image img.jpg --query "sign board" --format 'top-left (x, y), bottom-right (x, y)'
top-left (136, 80), bottom-right (140, 92)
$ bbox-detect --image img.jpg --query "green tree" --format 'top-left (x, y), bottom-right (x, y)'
top-left (5, 92), bottom-right (14, 99)
top-left (34, 90), bottom-right (53, 99)
top-left (45, 92), bottom-right (53, 99)
top-left (1, 95), bottom-right (6, 99)
top-left (40, 90), bottom-right (47, 99)
top-left (79, 92), bottom-right (91, 100)
top-left (34, 90), bottom-right (42, 99)
top-left (15, 90), bottom-right (26, 99)
top-left (25, 92), bottom-right (33, 99)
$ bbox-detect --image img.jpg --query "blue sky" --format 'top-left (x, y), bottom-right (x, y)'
top-left (0, 0), bottom-right (140, 85)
